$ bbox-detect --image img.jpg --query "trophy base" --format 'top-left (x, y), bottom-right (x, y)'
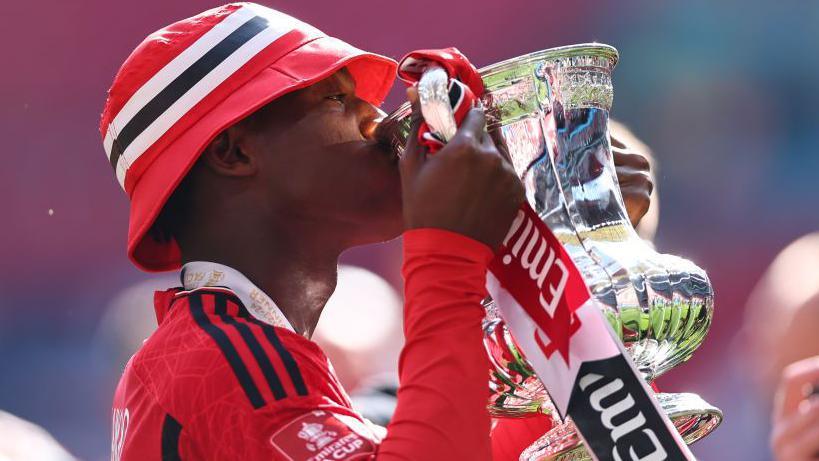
top-left (519, 392), bottom-right (722, 461)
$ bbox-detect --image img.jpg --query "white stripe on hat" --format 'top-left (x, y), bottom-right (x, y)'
top-left (103, 5), bottom-right (300, 189)
top-left (103, 7), bottom-right (256, 161)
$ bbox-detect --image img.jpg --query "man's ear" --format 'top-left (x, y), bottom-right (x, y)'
top-left (200, 126), bottom-right (257, 177)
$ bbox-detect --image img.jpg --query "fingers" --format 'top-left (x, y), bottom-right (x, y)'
top-left (618, 169), bottom-right (654, 196)
top-left (485, 127), bottom-right (514, 164)
top-left (775, 357), bottom-right (819, 422)
top-left (406, 86), bottom-right (423, 144)
top-left (772, 399), bottom-right (819, 460)
top-left (400, 86), bottom-right (426, 178)
top-left (771, 358), bottom-right (819, 460)
top-left (614, 144), bottom-right (654, 228)
top-left (788, 416), bottom-right (819, 460)
top-left (609, 131), bottom-right (626, 149)
top-left (449, 105), bottom-right (487, 147)
top-left (480, 128), bottom-right (499, 151)
top-left (613, 148), bottom-right (651, 173)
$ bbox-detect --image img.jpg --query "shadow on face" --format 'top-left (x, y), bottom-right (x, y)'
top-left (241, 68), bottom-right (403, 245)
top-left (152, 68), bottom-right (404, 252)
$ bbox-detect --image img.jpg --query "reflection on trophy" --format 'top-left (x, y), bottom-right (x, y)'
top-left (381, 44), bottom-right (722, 460)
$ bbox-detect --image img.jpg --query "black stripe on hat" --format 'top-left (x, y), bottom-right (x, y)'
top-left (108, 14), bottom-right (268, 172)
top-left (161, 414), bottom-right (183, 461)
top-left (214, 294), bottom-right (288, 400)
top-left (188, 293), bottom-right (266, 408)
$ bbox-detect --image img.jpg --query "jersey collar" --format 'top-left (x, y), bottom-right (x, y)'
top-left (180, 261), bottom-right (295, 332)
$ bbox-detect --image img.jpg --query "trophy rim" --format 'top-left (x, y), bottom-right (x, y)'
top-left (380, 43), bottom-right (620, 128)
top-left (477, 42), bottom-right (619, 77)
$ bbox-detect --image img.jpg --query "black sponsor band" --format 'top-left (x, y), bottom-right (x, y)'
top-left (568, 355), bottom-right (688, 461)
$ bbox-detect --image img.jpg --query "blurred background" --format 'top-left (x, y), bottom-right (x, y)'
top-left (2, 0), bottom-right (818, 459)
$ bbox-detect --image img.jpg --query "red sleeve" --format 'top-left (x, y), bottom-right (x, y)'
top-left (191, 229), bottom-right (496, 461)
top-left (490, 415), bottom-right (554, 461)
top-left (377, 228), bottom-right (494, 460)
top-left (115, 234), bottom-right (541, 461)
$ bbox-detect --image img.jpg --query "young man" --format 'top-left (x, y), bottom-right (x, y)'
top-left (101, 3), bottom-right (652, 460)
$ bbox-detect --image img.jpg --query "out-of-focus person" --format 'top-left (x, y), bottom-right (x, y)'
top-left (740, 232), bottom-right (819, 392)
top-left (771, 354), bottom-right (819, 461)
top-left (733, 232), bottom-right (819, 459)
top-left (0, 410), bottom-right (76, 461)
top-left (311, 264), bottom-right (403, 426)
top-left (94, 275), bottom-right (179, 369)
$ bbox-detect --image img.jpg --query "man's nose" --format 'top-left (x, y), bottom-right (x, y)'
top-left (358, 101), bottom-right (387, 140)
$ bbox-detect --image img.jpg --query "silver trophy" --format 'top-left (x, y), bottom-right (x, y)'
top-left (380, 44), bottom-right (721, 460)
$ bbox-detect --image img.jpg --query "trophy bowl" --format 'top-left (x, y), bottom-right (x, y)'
top-left (380, 43), bottom-right (722, 460)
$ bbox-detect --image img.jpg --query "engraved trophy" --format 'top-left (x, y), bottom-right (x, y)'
top-left (380, 44), bottom-right (722, 460)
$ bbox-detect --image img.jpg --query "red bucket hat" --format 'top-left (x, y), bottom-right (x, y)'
top-left (100, 2), bottom-right (397, 272)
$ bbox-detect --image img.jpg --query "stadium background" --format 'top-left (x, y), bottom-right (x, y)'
top-left (1, 0), bottom-right (818, 459)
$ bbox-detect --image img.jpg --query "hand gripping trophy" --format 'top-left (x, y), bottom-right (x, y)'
top-left (381, 44), bottom-right (721, 461)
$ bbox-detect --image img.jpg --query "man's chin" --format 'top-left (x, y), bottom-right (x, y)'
top-left (366, 221), bottom-right (404, 245)
top-left (345, 215), bottom-right (403, 249)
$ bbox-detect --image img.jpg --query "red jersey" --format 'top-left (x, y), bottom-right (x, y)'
top-left (112, 284), bottom-right (387, 459)
top-left (111, 230), bottom-right (528, 460)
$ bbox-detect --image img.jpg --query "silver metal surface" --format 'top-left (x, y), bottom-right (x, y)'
top-left (417, 65), bottom-right (459, 142)
top-left (380, 43), bottom-right (720, 455)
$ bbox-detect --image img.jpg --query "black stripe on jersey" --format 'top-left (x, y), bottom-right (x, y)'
top-left (161, 414), bottom-right (182, 461)
top-left (242, 315), bottom-right (308, 396)
top-left (214, 294), bottom-right (287, 400)
top-left (187, 288), bottom-right (308, 397)
top-left (188, 293), bottom-right (266, 408)
top-left (108, 14), bottom-right (268, 171)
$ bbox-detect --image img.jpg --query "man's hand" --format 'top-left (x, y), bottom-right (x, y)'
top-left (611, 132), bottom-right (654, 229)
top-left (400, 87), bottom-right (525, 249)
top-left (771, 356), bottom-right (819, 461)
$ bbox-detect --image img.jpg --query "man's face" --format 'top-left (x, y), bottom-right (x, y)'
top-left (239, 68), bottom-right (403, 246)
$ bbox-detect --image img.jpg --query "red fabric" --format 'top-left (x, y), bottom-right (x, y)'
top-left (397, 48), bottom-right (485, 153)
top-left (113, 229), bottom-right (525, 460)
top-left (377, 228), bottom-right (494, 460)
top-left (120, 28), bottom-right (313, 194)
top-left (100, 4), bottom-right (244, 122)
top-left (126, 37), bottom-right (396, 272)
top-left (113, 289), bottom-right (379, 460)
top-left (100, 3), bottom-right (397, 272)
top-left (491, 415), bottom-right (555, 461)
top-left (397, 47), bottom-right (484, 98)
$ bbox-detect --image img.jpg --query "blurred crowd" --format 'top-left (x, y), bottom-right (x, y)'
top-left (1, 1), bottom-right (818, 459)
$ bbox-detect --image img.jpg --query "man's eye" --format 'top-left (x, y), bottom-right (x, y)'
top-left (326, 94), bottom-right (346, 104)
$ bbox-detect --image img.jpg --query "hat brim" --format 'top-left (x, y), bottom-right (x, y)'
top-left (127, 37), bottom-right (397, 272)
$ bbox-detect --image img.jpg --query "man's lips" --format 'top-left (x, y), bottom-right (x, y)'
top-left (379, 141), bottom-right (401, 164)
top-left (372, 117), bottom-right (405, 161)
top-left (369, 136), bottom-right (400, 163)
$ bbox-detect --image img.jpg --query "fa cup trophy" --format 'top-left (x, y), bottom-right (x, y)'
top-left (381, 44), bottom-right (721, 460)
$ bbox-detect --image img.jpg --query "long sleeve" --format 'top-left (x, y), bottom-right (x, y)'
top-left (377, 228), bottom-right (494, 460)
top-left (128, 236), bottom-right (541, 461)
top-left (491, 415), bottom-right (554, 460)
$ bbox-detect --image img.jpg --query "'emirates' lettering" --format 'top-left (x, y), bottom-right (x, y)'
top-left (501, 210), bottom-right (569, 317)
